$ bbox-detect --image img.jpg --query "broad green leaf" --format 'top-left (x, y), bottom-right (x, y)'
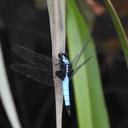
top-left (66, 0), bottom-right (110, 128)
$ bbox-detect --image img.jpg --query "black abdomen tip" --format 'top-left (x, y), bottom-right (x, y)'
top-left (66, 106), bottom-right (71, 116)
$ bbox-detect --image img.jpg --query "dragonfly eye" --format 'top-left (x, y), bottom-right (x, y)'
top-left (58, 52), bottom-right (63, 58)
top-left (58, 52), bottom-right (68, 61)
top-left (58, 52), bottom-right (67, 58)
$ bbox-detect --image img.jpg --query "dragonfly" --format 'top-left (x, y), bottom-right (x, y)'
top-left (10, 41), bottom-right (92, 115)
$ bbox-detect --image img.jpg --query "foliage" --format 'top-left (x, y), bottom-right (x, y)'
top-left (66, 0), bottom-right (110, 128)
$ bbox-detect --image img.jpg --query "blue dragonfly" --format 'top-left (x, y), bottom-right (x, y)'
top-left (11, 41), bottom-right (92, 115)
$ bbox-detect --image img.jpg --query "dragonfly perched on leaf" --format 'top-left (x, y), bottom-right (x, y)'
top-left (10, 41), bottom-right (92, 115)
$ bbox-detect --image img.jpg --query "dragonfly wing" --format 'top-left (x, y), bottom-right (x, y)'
top-left (71, 40), bottom-right (89, 69)
top-left (11, 45), bottom-right (52, 69)
top-left (10, 63), bottom-right (54, 87)
top-left (71, 56), bottom-right (93, 77)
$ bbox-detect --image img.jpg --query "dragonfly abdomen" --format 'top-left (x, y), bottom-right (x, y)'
top-left (62, 75), bottom-right (71, 115)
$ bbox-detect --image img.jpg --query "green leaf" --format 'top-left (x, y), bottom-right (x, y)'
top-left (66, 0), bottom-right (110, 128)
top-left (104, 0), bottom-right (128, 65)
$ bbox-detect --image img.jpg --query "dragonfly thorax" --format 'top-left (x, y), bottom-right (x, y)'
top-left (56, 52), bottom-right (73, 80)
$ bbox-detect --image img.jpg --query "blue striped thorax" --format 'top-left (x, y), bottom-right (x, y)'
top-left (56, 52), bottom-right (73, 80)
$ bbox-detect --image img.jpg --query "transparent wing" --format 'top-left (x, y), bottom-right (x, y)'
top-left (71, 40), bottom-right (89, 69)
top-left (71, 56), bottom-right (93, 77)
top-left (10, 63), bottom-right (54, 87)
top-left (11, 45), bottom-right (52, 69)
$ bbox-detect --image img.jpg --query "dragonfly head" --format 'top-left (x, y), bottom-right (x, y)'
top-left (58, 52), bottom-right (67, 59)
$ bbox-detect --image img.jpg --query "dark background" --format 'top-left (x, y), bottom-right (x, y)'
top-left (0, 0), bottom-right (128, 128)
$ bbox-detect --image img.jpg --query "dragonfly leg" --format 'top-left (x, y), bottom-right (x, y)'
top-left (66, 105), bottom-right (71, 116)
top-left (56, 61), bottom-right (66, 80)
top-left (56, 70), bottom-right (65, 80)
top-left (68, 64), bottom-right (73, 78)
